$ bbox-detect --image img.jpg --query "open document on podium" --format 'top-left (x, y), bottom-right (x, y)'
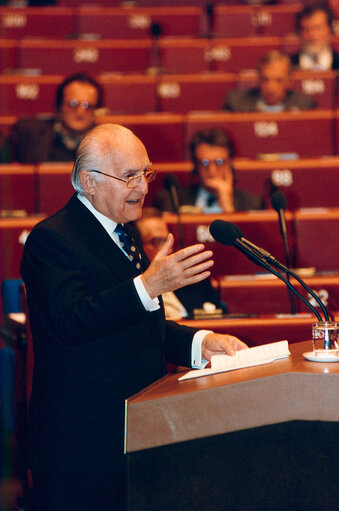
top-left (178, 340), bottom-right (291, 381)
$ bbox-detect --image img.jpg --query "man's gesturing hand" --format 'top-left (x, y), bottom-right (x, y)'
top-left (202, 333), bottom-right (248, 362)
top-left (141, 233), bottom-right (214, 299)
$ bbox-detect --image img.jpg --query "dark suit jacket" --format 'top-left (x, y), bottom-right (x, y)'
top-left (290, 50), bottom-right (339, 70)
top-left (10, 117), bottom-right (78, 163)
top-left (153, 184), bottom-right (263, 213)
top-left (21, 194), bottom-right (197, 473)
top-left (223, 87), bottom-right (316, 112)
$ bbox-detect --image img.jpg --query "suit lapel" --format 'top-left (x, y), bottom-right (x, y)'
top-left (66, 194), bottom-right (141, 282)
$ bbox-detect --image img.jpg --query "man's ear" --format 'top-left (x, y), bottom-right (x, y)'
top-left (79, 171), bottom-right (96, 195)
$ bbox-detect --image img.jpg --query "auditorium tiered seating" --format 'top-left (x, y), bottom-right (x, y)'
top-left (218, 274), bottom-right (339, 315)
top-left (0, 164), bottom-right (36, 214)
top-left (0, 6), bottom-right (76, 39)
top-left (76, 6), bottom-right (204, 39)
top-left (213, 4), bottom-right (300, 38)
top-left (186, 110), bottom-right (336, 158)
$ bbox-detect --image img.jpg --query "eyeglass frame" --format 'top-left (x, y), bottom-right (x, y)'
top-left (66, 99), bottom-right (96, 111)
top-left (88, 168), bottom-right (157, 188)
top-left (197, 157), bottom-right (230, 168)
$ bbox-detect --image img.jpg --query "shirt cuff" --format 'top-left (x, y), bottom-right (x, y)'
top-left (134, 275), bottom-right (160, 312)
top-left (191, 330), bottom-right (213, 369)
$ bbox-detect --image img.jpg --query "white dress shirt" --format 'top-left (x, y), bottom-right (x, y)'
top-left (77, 193), bottom-right (209, 368)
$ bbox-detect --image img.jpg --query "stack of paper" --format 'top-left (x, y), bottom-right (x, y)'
top-left (178, 340), bottom-right (290, 382)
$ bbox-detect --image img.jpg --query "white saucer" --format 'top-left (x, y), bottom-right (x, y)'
top-left (303, 350), bottom-right (339, 363)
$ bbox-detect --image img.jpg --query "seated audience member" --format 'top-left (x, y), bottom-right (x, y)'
top-left (154, 128), bottom-right (263, 214)
top-left (10, 73), bottom-right (103, 163)
top-left (291, 3), bottom-right (339, 71)
top-left (135, 208), bottom-right (226, 320)
top-left (223, 51), bottom-right (316, 112)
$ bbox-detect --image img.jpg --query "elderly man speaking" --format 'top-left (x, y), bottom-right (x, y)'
top-left (21, 124), bottom-right (247, 511)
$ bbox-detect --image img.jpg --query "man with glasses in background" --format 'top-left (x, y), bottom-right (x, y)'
top-left (10, 72), bottom-right (103, 163)
top-left (154, 128), bottom-right (263, 213)
top-left (21, 123), bottom-right (246, 511)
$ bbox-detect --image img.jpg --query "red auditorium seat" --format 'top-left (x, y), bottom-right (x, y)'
top-left (294, 208), bottom-right (339, 272)
top-left (76, 6), bottom-right (203, 39)
top-left (159, 37), bottom-right (212, 73)
top-left (163, 210), bottom-right (294, 277)
top-left (213, 4), bottom-right (299, 38)
top-left (36, 163), bottom-right (73, 215)
top-left (0, 216), bottom-right (45, 295)
top-left (99, 74), bottom-right (158, 115)
top-left (97, 113), bottom-right (186, 162)
top-left (0, 7), bottom-right (76, 39)
top-left (235, 157), bottom-right (339, 210)
top-left (0, 164), bottom-right (36, 214)
top-left (186, 110), bottom-right (335, 159)
top-left (18, 39), bottom-right (153, 74)
top-left (208, 36), bottom-right (281, 72)
top-left (218, 274), bottom-right (339, 315)
top-left (0, 75), bottom-right (61, 116)
top-left (0, 39), bottom-right (18, 73)
top-left (156, 72), bottom-right (236, 113)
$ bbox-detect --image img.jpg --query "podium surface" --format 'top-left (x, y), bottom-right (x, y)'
top-left (125, 341), bottom-right (339, 511)
top-left (125, 340), bottom-right (339, 453)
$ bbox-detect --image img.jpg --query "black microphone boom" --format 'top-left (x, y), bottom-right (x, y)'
top-left (164, 174), bottom-right (184, 248)
top-left (209, 220), bottom-right (328, 321)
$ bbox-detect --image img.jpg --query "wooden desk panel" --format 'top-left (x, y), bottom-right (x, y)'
top-left (37, 163), bottom-right (73, 215)
top-left (18, 39), bottom-right (153, 74)
top-left (186, 110), bottom-right (335, 159)
top-left (0, 75), bottom-right (60, 117)
top-left (235, 156), bottom-right (339, 210)
top-left (163, 211), bottom-right (294, 277)
top-left (180, 314), bottom-right (316, 346)
top-left (294, 208), bottom-right (339, 272)
top-left (77, 6), bottom-right (202, 39)
top-left (0, 7), bottom-right (76, 39)
top-left (214, 4), bottom-right (299, 38)
top-left (0, 164), bottom-right (36, 214)
top-left (97, 113), bottom-right (186, 162)
top-left (218, 274), bottom-right (339, 315)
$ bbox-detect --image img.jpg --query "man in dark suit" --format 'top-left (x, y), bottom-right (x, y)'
top-left (224, 51), bottom-right (315, 112)
top-left (291, 3), bottom-right (339, 71)
top-left (10, 72), bottom-right (103, 163)
top-left (135, 208), bottom-right (227, 319)
top-left (154, 128), bottom-right (263, 214)
top-left (21, 123), bottom-right (246, 511)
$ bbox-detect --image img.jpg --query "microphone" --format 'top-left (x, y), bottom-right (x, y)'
top-left (271, 189), bottom-right (289, 265)
top-left (164, 174), bottom-right (184, 248)
top-left (271, 189), bottom-right (295, 314)
top-left (164, 174), bottom-right (180, 215)
top-left (209, 220), bottom-right (329, 321)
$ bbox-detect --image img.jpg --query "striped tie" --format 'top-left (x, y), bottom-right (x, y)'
top-left (114, 224), bottom-right (143, 272)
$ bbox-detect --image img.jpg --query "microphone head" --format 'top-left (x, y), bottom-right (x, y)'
top-left (164, 174), bottom-right (178, 191)
top-left (209, 220), bottom-right (239, 246)
top-left (271, 189), bottom-right (287, 212)
top-left (150, 22), bottom-right (162, 38)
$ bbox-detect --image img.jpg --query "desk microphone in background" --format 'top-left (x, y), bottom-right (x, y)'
top-left (209, 219), bottom-right (329, 321)
top-left (149, 22), bottom-right (162, 74)
top-left (164, 174), bottom-right (184, 248)
top-left (270, 189), bottom-right (295, 314)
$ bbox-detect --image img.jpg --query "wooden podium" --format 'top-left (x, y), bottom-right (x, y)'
top-left (125, 341), bottom-right (339, 510)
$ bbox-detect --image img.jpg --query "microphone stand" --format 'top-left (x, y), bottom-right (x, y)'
top-left (234, 238), bottom-right (323, 321)
top-left (239, 237), bottom-right (328, 321)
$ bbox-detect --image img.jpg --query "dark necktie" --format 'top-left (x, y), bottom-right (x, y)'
top-left (114, 223), bottom-right (143, 272)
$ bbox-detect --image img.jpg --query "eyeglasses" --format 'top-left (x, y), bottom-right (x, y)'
top-left (198, 158), bottom-right (229, 168)
top-left (88, 168), bottom-right (157, 188)
top-left (67, 99), bottom-right (95, 110)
